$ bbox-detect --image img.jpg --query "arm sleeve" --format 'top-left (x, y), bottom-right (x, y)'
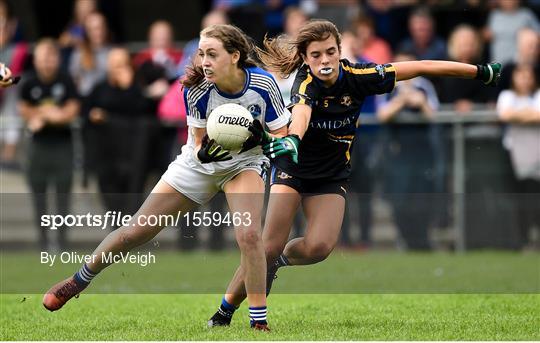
top-left (184, 87), bottom-right (207, 128)
top-left (348, 62), bottom-right (397, 96)
top-left (262, 76), bottom-right (291, 131)
top-left (290, 65), bottom-right (320, 107)
top-left (64, 75), bottom-right (79, 101)
top-left (19, 79), bottom-right (32, 103)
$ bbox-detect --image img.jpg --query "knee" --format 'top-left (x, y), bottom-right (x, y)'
top-left (237, 228), bottom-right (262, 251)
top-left (306, 241), bottom-right (334, 262)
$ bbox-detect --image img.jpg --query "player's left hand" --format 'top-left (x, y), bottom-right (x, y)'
top-left (239, 120), bottom-right (271, 153)
top-left (476, 62), bottom-right (501, 87)
top-left (263, 134), bottom-right (300, 163)
top-left (197, 135), bottom-right (232, 163)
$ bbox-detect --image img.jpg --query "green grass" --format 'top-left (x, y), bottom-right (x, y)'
top-left (1, 294), bottom-right (539, 340)
top-left (1, 250), bottom-right (539, 340)
top-left (1, 251), bottom-right (539, 293)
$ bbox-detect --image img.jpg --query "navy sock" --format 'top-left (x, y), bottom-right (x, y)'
top-left (73, 264), bottom-right (97, 286)
top-left (249, 306), bottom-right (267, 325)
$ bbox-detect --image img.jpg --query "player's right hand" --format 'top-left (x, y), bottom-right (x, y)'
top-left (197, 135), bottom-right (232, 163)
top-left (263, 134), bottom-right (300, 163)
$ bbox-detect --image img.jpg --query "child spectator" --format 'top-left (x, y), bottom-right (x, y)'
top-left (497, 65), bottom-right (540, 249)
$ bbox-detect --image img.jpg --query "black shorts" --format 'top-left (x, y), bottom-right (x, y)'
top-left (268, 165), bottom-right (349, 198)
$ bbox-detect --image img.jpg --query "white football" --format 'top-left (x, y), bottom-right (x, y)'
top-left (206, 103), bottom-right (253, 152)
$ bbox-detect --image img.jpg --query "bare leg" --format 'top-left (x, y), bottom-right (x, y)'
top-left (87, 180), bottom-right (197, 272)
top-left (224, 184), bottom-right (301, 306)
top-left (43, 179), bottom-right (198, 311)
top-left (283, 194), bottom-right (345, 265)
top-left (223, 170), bottom-right (267, 307)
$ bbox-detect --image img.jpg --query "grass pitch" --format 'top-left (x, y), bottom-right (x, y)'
top-left (1, 250), bottom-right (539, 340)
top-left (1, 293), bottom-right (538, 340)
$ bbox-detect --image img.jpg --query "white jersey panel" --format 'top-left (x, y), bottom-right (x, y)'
top-left (181, 67), bottom-right (291, 175)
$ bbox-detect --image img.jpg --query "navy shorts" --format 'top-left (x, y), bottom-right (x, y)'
top-left (268, 165), bottom-right (348, 198)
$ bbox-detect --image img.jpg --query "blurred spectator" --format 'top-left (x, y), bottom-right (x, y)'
top-left (0, 0), bottom-right (28, 169)
top-left (270, 6), bottom-right (308, 102)
top-left (68, 12), bottom-right (111, 97)
top-left (497, 65), bottom-right (540, 248)
top-left (283, 5), bottom-right (308, 38)
top-left (363, 0), bottom-right (412, 47)
top-left (176, 10), bottom-right (228, 79)
top-left (350, 15), bottom-right (392, 65)
top-left (213, 0), bottom-right (266, 44)
top-left (435, 24), bottom-right (496, 231)
top-left (499, 28), bottom-right (540, 91)
top-left (485, 0), bottom-right (540, 63)
top-left (134, 20), bottom-right (182, 106)
top-left (264, 0), bottom-right (301, 36)
top-left (157, 81), bottom-right (187, 144)
top-left (377, 51), bottom-right (439, 250)
top-left (440, 24), bottom-right (497, 112)
top-left (18, 38), bottom-right (80, 251)
top-left (58, 0), bottom-right (97, 51)
top-left (398, 7), bottom-right (447, 60)
top-left (133, 20), bottom-right (184, 183)
top-left (312, 0), bottom-right (360, 31)
top-left (85, 48), bottom-right (155, 217)
top-left (340, 17), bottom-right (390, 248)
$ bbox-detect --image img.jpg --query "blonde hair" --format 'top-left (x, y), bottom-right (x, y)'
top-left (256, 19), bottom-right (341, 78)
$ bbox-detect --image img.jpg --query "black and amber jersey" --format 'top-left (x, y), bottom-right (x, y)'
top-left (274, 59), bottom-right (396, 180)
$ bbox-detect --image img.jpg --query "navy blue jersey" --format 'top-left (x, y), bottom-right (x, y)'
top-left (275, 59), bottom-right (396, 180)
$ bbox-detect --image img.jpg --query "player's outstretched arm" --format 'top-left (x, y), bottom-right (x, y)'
top-left (392, 60), bottom-right (501, 86)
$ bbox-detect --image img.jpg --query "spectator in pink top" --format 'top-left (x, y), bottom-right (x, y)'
top-left (350, 15), bottom-right (392, 64)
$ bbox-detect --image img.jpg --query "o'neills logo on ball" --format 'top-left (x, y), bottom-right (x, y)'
top-left (218, 115), bottom-right (250, 127)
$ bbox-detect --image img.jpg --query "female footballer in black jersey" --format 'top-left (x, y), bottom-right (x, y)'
top-left (209, 19), bottom-right (501, 325)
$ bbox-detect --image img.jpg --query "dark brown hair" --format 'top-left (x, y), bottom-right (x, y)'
top-left (80, 12), bottom-right (110, 71)
top-left (511, 64), bottom-right (537, 93)
top-left (182, 24), bottom-right (258, 88)
top-left (256, 19), bottom-right (341, 78)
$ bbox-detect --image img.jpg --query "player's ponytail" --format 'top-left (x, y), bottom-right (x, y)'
top-left (182, 24), bottom-right (258, 88)
top-left (256, 35), bottom-right (302, 78)
top-left (257, 19), bottom-right (341, 78)
top-left (183, 62), bottom-right (204, 88)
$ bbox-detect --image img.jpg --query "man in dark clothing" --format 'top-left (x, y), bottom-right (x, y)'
top-left (18, 38), bottom-right (80, 251)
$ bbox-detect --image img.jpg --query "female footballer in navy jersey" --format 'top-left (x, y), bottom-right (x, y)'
top-left (43, 24), bottom-right (291, 331)
top-left (209, 19), bottom-right (501, 322)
